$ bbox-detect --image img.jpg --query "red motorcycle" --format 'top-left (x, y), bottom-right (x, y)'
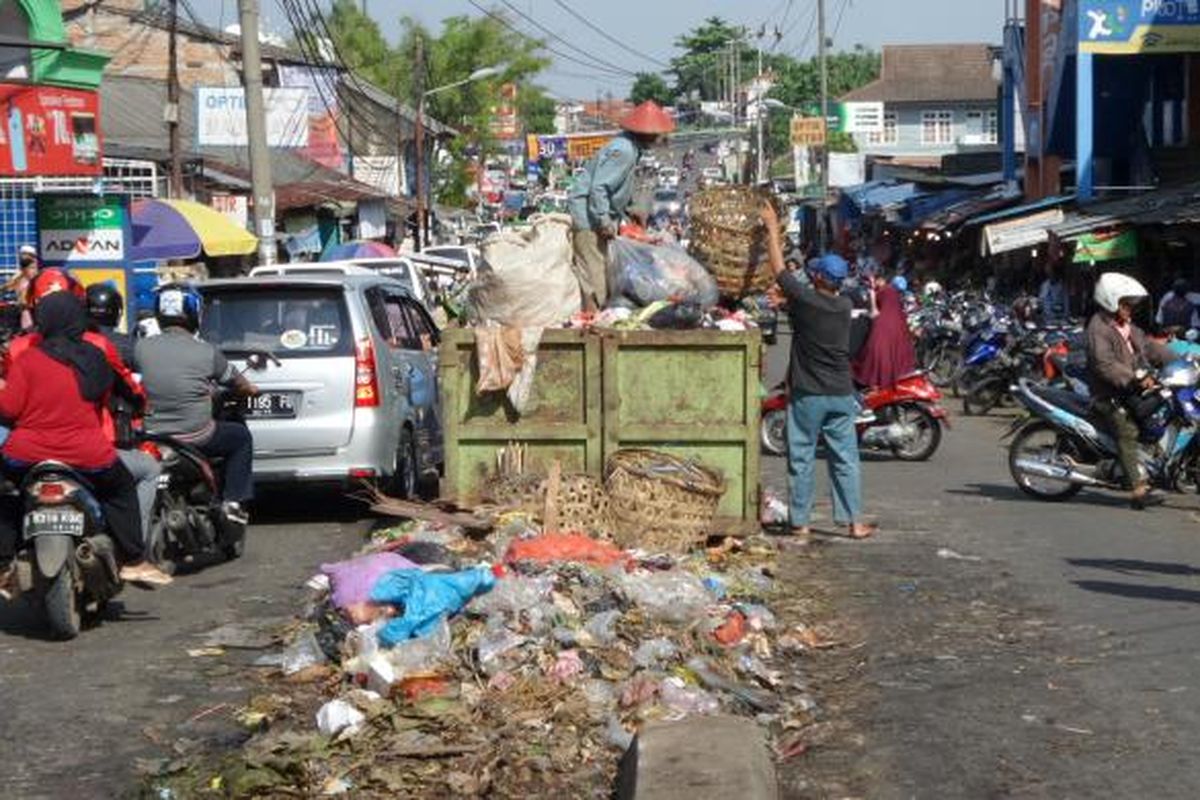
top-left (761, 372), bottom-right (949, 461)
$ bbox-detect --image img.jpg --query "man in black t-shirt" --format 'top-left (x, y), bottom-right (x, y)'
top-left (761, 205), bottom-right (875, 541)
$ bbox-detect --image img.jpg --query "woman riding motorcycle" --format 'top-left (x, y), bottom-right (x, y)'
top-left (0, 287), bottom-right (172, 596)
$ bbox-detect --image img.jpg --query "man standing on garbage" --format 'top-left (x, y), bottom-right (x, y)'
top-left (761, 203), bottom-right (875, 541)
top-left (568, 101), bottom-right (675, 311)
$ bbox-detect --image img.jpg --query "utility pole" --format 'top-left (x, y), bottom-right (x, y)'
top-left (817, 0), bottom-right (829, 251)
top-left (167, 0), bottom-right (182, 198)
top-left (413, 35), bottom-right (426, 252)
top-left (237, 0), bottom-right (276, 266)
top-left (755, 44), bottom-right (764, 184)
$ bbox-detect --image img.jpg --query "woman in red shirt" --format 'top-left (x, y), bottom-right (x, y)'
top-left (0, 291), bottom-right (171, 593)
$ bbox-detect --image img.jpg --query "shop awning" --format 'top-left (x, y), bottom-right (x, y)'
top-left (130, 198), bottom-right (258, 261)
top-left (966, 194), bottom-right (1075, 227)
top-left (982, 208), bottom-right (1065, 255)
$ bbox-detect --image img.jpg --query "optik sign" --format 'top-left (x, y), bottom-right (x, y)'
top-left (36, 194), bottom-right (130, 266)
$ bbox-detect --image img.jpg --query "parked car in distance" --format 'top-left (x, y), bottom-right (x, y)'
top-left (420, 245), bottom-right (483, 278)
top-left (657, 166), bottom-right (680, 189)
top-left (701, 166), bottom-right (726, 186)
top-left (251, 259), bottom-right (435, 312)
top-left (197, 273), bottom-right (443, 495)
top-left (652, 189), bottom-right (684, 218)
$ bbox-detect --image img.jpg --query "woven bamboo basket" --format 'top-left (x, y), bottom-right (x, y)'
top-left (688, 186), bottom-right (783, 301)
top-left (604, 449), bottom-right (726, 553)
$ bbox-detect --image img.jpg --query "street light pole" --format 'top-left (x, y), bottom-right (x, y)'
top-left (756, 45), bottom-right (764, 183)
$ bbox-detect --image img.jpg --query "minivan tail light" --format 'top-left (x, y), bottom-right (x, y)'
top-left (355, 338), bottom-right (380, 407)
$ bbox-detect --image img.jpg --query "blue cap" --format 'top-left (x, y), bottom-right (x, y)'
top-left (891, 275), bottom-right (908, 292)
top-left (811, 254), bottom-right (849, 282)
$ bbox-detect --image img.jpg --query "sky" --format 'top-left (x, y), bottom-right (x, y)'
top-left (188, 0), bottom-right (1007, 99)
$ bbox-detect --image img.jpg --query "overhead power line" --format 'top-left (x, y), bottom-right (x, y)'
top-left (549, 0), bottom-right (671, 70)
top-left (466, 0), bottom-right (631, 79)
top-left (493, 0), bottom-right (642, 78)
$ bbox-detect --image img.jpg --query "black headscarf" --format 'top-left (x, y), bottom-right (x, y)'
top-left (36, 291), bottom-right (113, 403)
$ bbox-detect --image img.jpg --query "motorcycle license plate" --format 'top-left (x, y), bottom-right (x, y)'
top-left (24, 508), bottom-right (84, 537)
top-left (243, 392), bottom-right (298, 419)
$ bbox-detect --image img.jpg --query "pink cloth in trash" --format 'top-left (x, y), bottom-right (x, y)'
top-left (321, 552), bottom-right (420, 615)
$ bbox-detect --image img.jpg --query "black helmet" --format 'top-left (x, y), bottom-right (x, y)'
top-left (85, 282), bottom-right (124, 328)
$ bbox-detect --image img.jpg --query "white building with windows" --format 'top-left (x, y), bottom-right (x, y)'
top-left (842, 44), bottom-right (1023, 162)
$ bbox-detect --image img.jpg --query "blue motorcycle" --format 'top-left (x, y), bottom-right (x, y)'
top-left (1006, 361), bottom-right (1200, 501)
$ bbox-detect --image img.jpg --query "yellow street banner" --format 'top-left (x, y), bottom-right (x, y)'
top-left (791, 116), bottom-right (826, 147)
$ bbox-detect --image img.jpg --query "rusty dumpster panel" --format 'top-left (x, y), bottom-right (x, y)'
top-left (440, 327), bottom-right (761, 527)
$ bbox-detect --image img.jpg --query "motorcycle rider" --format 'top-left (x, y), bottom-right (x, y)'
top-left (1086, 272), bottom-right (1172, 509)
top-left (134, 285), bottom-right (257, 525)
top-left (84, 282), bottom-right (163, 548)
top-left (0, 288), bottom-right (172, 596)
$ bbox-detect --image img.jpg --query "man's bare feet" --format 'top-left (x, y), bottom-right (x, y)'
top-left (119, 561), bottom-right (173, 587)
top-left (847, 522), bottom-right (877, 539)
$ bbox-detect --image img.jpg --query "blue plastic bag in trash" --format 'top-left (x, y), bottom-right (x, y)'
top-left (370, 567), bottom-right (496, 647)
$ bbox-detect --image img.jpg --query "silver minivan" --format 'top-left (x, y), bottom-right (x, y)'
top-left (197, 273), bottom-right (443, 495)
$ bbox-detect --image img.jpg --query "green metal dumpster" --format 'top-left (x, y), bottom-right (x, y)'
top-left (440, 328), bottom-right (762, 531)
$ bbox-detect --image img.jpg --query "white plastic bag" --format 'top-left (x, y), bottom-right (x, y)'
top-left (470, 214), bottom-right (581, 326)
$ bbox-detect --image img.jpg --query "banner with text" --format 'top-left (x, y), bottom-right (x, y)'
top-left (0, 84), bottom-right (102, 176)
top-left (196, 87), bottom-right (309, 147)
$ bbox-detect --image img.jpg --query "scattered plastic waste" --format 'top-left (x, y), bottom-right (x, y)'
top-left (370, 567), bottom-right (496, 646)
top-left (584, 609), bottom-right (622, 644)
top-left (760, 489), bottom-right (788, 526)
top-left (936, 547), bottom-right (982, 562)
top-left (281, 630), bottom-right (328, 675)
top-left (503, 533), bottom-right (629, 567)
top-left (617, 570), bottom-right (711, 622)
top-left (315, 699), bottom-right (366, 738)
top-left (633, 637), bottom-right (678, 668)
top-left (659, 676), bottom-right (720, 719)
top-left (713, 610), bottom-right (748, 646)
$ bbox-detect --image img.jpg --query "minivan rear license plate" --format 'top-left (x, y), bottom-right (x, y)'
top-left (24, 508), bottom-right (85, 537)
top-left (243, 392), bottom-right (299, 419)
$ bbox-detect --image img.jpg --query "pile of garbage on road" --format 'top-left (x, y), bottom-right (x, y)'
top-left (150, 505), bottom-right (828, 797)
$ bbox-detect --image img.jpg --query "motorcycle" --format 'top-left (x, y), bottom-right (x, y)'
top-left (761, 372), bottom-right (948, 461)
top-left (139, 351), bottom-right (272, 572)
top-left (1006, 362), bottom-right (1200, 501)
top-left (9, 462), bottom-right (123, 639)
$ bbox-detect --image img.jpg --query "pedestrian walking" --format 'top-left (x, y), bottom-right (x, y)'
top-left (567, 101), bottom-right (674, 311)
top-left (761, 204), bottom-right (875, 540)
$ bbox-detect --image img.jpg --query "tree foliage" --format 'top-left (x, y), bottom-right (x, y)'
top-left (668, 17), bottom-right (743, 103)
top-left (324, 8), bottom-right (553, 205)
top-left (629, 73), bottom-right (673, 106)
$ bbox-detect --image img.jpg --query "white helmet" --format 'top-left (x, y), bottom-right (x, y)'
top-left (924, 281), bottom-right (944, 296)
top-left (1094, 272), bottom-right (1148, 314)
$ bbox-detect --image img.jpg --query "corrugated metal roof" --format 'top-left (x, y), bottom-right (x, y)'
top-left (1051, 184), bottom-right (1200, 238)
top-left (966, 194), bottom-right (1075, 226)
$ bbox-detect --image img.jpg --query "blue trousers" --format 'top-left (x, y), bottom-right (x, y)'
top-left (787, 393), bottom-right (863, 527)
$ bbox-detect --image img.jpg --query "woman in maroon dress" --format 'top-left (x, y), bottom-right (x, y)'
top-left (853, 274), bottom-right (916, 388)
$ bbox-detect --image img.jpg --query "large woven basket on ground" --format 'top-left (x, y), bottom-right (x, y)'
top-left (604, 449), bottom-right (726, 553)
top-left (688, 186), bottom-right (782, 300)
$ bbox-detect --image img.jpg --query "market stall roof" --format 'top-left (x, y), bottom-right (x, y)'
top-left (965, 194), bottom-right (1075, 227)
top-left (130, 198), bottom-right (258, 260)
top-left (840, 181), bottom-right (923, 216)
top-left (1050, 183), bottom-right (1200, 239)
top-left (917, 187), bottom-right (1023, 232)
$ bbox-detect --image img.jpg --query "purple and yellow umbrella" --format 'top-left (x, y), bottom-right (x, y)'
top-left (130, 198), bottom-right (258, 261)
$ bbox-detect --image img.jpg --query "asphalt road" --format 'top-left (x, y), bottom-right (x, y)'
top-left (764, 336), bottom-right (1200, 797)
top-left (0, 489), bottom-right (372, 799)
top-left (6, 331), bottom-right (1200, 798)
